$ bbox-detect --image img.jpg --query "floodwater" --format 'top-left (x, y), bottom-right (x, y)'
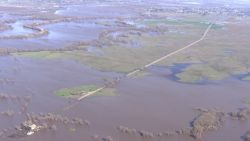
top-left (0, 21), bottom-right (107, 49)
top-left (0, 21), bottom-right (34, 36)
top-left (1, 1), bottom-right (250, 141)
top-left (1, 56), bottom-right (250, 141)
top-left (41, 22), bottom-right (106, 43)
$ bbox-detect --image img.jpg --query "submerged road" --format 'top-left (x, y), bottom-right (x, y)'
top-left (76, 23), bottom-right (214, 101)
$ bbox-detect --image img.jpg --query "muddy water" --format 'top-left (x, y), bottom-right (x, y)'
top-left (0, 21), bottom-right (106, 49)
top-left (1, 56), bottom-right (249, 141)
top-left (41, 22), bottom-right (106, 43)
top-left (0, 21), bottom-right (33, 36)
top-left (0, 56), bottom-right (122, 140)
top-left (62, 73), bottom-right (249, 141)
top-left (0, 3), bottom-right (250, 141)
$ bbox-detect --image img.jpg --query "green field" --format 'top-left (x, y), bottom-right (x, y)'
top-left (14, 17), bottom-right (250, 84)
top-left (55, 85), bottom-right (117, 99)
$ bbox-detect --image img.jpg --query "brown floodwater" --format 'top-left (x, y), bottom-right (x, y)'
top-left (0, 20), bottom-right (108, 49)
top-left (1, 2), bottom-right (250, 141)
top-left (0, 55), bottom-right (250, 141)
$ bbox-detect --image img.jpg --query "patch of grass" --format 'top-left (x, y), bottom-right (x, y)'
top-left (15, 51), bottom-right (64, 59)
top-left (14, 25), bottom-right (202, 73)
top-left (175, 64), bottom-right (229, 83)
top-left (55, 85), bottom-right (117, 99)
top-left (141, 18), bottom-right (222, 29)
top-left (211, 24), bottom-right (224, 30)
top-left (94, 87), bottom-right (117, 96)
top-left (160, 22), bottom-right (250, 84)
top-left (14, 17), bottom-right (225, 78)
top-left (69, 128), bottom-right (76, 132)
top-left (142, 19), bottom-right (208, 26)
top-left (55, 85), bottom-right (97, 98)
top-left (131, 71), bottom-right (151, 79)
top-left (242, 75), bottom-right (250, 81)
top-left (242, 97), bottom-right (250, 105)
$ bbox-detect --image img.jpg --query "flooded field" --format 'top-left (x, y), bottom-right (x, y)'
top-left (1, 0), bottom-right (250, 141)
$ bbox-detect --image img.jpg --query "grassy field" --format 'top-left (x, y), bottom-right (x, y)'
top-left (13, 16), bottom-right (248, 84)
top-left (140, 18), bottom-right (223, 29)
top-left (14, 17), bottom-right (206, 73)
top-left (55, 85), bottom-right (117, 99)
top-left (242, 97), bottom-right (250, 105)
top-left (160, 20), bottom-right (250, 83)
top-left (242, 75), bottom-right (250, 81)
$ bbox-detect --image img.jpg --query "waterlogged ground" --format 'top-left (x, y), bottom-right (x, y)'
top-left (1, 1), bottom-right (250, 141)
top-left (160, 18), bottom-right (250, 83)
